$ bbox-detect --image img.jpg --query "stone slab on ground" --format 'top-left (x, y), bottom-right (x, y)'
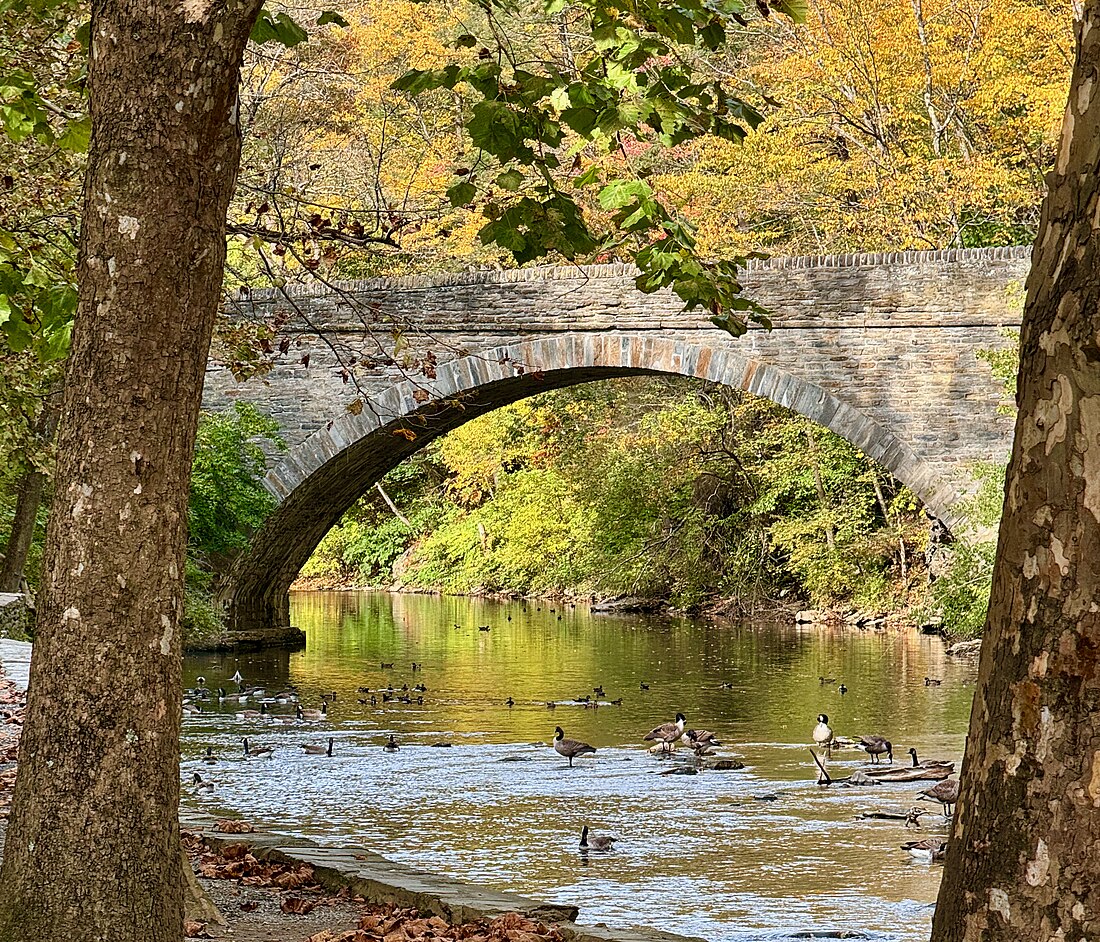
top-left (184, 812), bottom-right (707, 942)
top-left (0, 639), bottom-right (31, 690)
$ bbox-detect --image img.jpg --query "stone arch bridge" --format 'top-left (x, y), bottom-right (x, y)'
top-left (204, 246), bottom-right (1028, 645)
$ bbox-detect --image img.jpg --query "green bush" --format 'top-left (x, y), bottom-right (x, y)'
top-left (923, 463), bottom-right (1005, 639)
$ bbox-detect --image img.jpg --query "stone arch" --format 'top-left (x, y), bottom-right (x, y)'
top-left (221, 332), bottom-right (961, 642)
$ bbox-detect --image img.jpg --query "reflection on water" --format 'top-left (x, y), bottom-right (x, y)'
top-left (181, 591), bottom-right (976, 941)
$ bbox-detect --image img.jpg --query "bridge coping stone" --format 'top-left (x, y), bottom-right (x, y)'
top-left (231, 245), bottom-right (1032, 302)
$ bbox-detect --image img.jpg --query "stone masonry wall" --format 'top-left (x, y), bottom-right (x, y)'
top-left (205, 246), bottom-right (1026, 482)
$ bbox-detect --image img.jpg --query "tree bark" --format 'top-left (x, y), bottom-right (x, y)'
top-left (0, 469), bottom-right (46, 595)
top-left (0, 393), bottom-right (61, 594)
top-left (932, 6), bottom-right (1100, 939)
top-left (0, 0), bottom-right (261, 938)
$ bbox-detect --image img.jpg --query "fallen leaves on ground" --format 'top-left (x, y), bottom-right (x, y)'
top-left (303, 907), bottom-right (565, 942)
top-left (215, 819), bottom-right (256, 833)
top-left (282, 897), bottom-right (319, 915)
top-left (190, 835), bottom-right (325, 899)
top-left (0, 668), bottom-right (25, 820)
top-left (184, 920), bottom-right (211, 938)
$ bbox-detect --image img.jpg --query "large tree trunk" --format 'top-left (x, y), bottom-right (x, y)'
top-left (0, 0), bottom-right (260, 938)
top-left (0, 393), bottom-right (61, 594)
top-left (931, 6), bottom-right (1100, 940)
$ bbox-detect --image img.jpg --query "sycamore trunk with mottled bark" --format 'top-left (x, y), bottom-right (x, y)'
top-left (932, 6), bottom-right (1100, 940)
top-left (0, 0), bottom-right (260, 938)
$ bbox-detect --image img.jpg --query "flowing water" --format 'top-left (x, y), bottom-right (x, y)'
top-left (181, 591), bottom-right (976, 941)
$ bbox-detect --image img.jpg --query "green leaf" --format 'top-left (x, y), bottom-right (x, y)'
top-left (453, 33), bottom-right (478, 48)
top-left (772, 0), bottom-right (808, 21)
top-left (250, 10), bottom-right (309, 47)
top-left (495, 168), bottom-right (524, 191)
top-left (56, 114), bottom-right (91, 153)
top-left (392, 65), bottom-right (462, 94)
top-left (598, 179), bottom-right (652, 210)
top-left (447, 181), bottom-right (476, 207)
top-left (316, 10), bottom-right (349, 27)
top-left (572, 164), bottom-right (601, 189)
top-left (467, 101), bottom-right (527, 160)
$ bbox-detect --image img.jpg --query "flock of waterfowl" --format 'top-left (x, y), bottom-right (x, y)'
top-left (183, 661), bottom-right (960, 865)
top-left (811, 706), bottom-right (960, 863)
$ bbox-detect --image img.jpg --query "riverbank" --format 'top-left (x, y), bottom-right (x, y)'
top-left (289, 578), bottom-right (946, 635)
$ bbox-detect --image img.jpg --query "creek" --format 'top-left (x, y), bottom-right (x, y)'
top-left (181, 591), bottom-right (975, 941)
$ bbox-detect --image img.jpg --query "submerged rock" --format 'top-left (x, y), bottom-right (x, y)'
top-left (843, 771), bottom-right (881, 787)
top-left (703, 758), bottom-right (745, 771)
top-left (946, 638), bottom-right (982, 657)
top-left (590, 596), bottom-right (666, 614)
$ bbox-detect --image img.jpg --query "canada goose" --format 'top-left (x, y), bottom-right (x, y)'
top-left (819, 676), bottom-right (836, 685)
top-left (907, 748), bottom-right (953, 769)
top-left (546, 701), bottom-right (557, 709)
top-left (812, 714), bottom-right (833, 748)
top-left (301, 737), bottom-right (334, 756)
top-left (196, 676), bottom-right (207, 688)
top-left (202, 746), bottom-right (216, 763)
top-left (683, 729), bottom-right (721, 748)
top-left (924, 677), bottom-right (943, 686)
top-left (904, 807), bottom-right (928, 828)
top-left (478, 625), bottom-right (490, 632)
top-left (718, 682), bottom-right (734, 690)
top-left (838, 684), bottom-right (848, 695)
top-left (413, 684), bottom-right (427, 692)
top-left (242, 738), bottom-right (273, 757)
top-left (182, 703), bottom-right (202, 715)
top-left (297, 702), bottom-right (328, 721)
top-left (901, 838), bottom-right (947, 862)
top-left (191, 772), bottom-right (214, 792)
top-left (859, 735), bottom-right (893, 764)
top-left (236, 702), bottom-right (268, 720)
top-left (593, 686), bottom-right (605, 697)
top-left (411, 662), bottom-right (421, 671)
top-left (644, 713), bottom-right (686, 754)
top-left (918, 778), bottom-right (960, 816)
top-left (380, 662), bottom-right (394, 669)
top-left (321, 691), bottom-right (337, 702)
top-left (610, 698), bottom-right (623, 706)
top-left (573, 695), bottom-right (590, 703)
top-left (217, 687), bottom-right (228, 702)
top-left (505, 698), bottom-right (515, 707)
top-left (554, 726), bottom-right (596, 767)
top-left (639, 682), bottom-right (650, 691)
top-left (358, 686), bottom-right (372, 693)
top-left (230, 670), bottom-right (243, 684)
top-left (383, 734), bottom-right (399, 752)
top-left (579, 825), bottom-right (615, 851)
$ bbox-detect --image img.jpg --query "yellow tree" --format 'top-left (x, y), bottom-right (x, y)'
top-left (664, 0), bottom-right (1075, 255)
